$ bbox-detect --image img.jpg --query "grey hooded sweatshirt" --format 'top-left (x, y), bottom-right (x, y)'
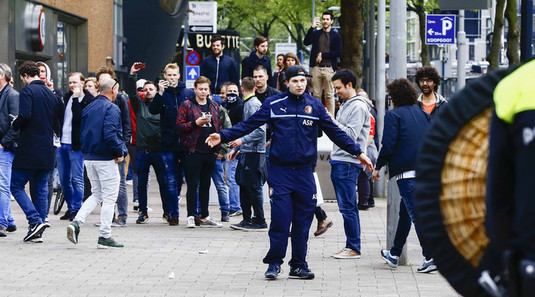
top-left (330, 95), bottom-right (371, 165)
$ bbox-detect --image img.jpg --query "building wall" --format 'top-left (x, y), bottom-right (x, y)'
top-left (38, 0), bottom-right (114, 73)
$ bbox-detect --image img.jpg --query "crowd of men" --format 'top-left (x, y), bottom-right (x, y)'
top-left (0, 10), bottom-right (447, 279)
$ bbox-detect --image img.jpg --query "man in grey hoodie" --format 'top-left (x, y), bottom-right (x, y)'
top-left (328, 69), bottom-right (371, 259)
top-left (228, 77), bottom-right (268, 231)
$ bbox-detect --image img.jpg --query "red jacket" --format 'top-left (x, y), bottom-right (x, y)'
top-left (176, 98), bottom-right (221, 153)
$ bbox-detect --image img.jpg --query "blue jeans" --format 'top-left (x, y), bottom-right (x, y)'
top-left (330, 162), bottom-right (362, 253)
top-left (224, 158), bottom-right (241, 212)
top-left (136, 151), bottom-right (179, 217)
top-left (116, 160), bottom-right (128, 220)
top-left (11, 169), bottom-right (49, 226)
top-left (390, 178), bottom-right (429, 259)
top-left (211, 158), bottom-right (229, 215)
top-left (57, 144), bottom-right (85, 213)
top-left (0, 149), bottom-right (15, 228)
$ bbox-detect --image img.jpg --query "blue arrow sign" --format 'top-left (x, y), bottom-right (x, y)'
top-left (186, 66), bottom-right (200, 81)
top-left (426, 15), bottom-right (456, 44)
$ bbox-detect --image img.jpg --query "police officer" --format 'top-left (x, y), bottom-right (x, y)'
top-left (206, 65), bottom-right (373, 280)
top-left (487, 59), bottom-right (535, 296)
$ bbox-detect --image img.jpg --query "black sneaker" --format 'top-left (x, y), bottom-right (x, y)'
top-left (136, 212), bottom-right (149, 224)
top-left (243, 222), bottom-right (268, 232)
top-left (6, 225), bottom-right (17, 232)
top-left (229, 220), bottom-right (253, 230)
top-left (30, 233), bottom-right (43, 243)
top-left (221, 213), bottom-right (230, 222)
top-left (0, 226), bottom-right (6, 237)
top-left (59, 210), bottom-right (71, 220)
top-left (162, 213), bottom-right (170, 223)
top-left (289, 267), bottom-right (315, 279)
top-left (69, 211), bottom-right (78, 221)
top-left (67, 221), bottom-right (80, 244)
top-left (265, 263), bottom-right (282, 279)
top-left (23, 222), bottom-right (49, 242)
top-left (97, 237), bottom-right (124, 249)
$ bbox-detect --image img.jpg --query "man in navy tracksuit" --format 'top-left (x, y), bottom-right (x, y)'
top-left (206, 65), bottom-right (372, 279)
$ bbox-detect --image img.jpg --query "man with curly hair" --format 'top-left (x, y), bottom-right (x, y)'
top-left (372, 78), bottom-right (435, 273)
top-left (415, 66), bottom-right (447, 118)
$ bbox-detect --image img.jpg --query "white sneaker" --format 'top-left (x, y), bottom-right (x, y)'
top-left (187, 216), bottom-right (195, 228)
top-left (199, 216), bottom-right (223, 228)
top-left (147, 207), bottom-right (153, 213)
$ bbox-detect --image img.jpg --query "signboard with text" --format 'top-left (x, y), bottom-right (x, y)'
top-left (188, 1), bottom-right (218, 33)
top-left (426, 15), bottom-right (456, 44)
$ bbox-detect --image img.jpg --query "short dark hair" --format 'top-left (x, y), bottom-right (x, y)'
top-left (96, 66), bottom-right (116, 81)
top-left (242, 77), bottom-right (255, 92)
top-left (194, 75), bottom-right (211, 88)
top-left (143, 81), bottom-right (157, 89)
top-left (253, 65), bottom-right (268, 75)
top-left (322, 11), bottom-right (333, 20)
top-left (415, 66), bottom-right (441, 92)
top-left (331, 69), bottom-right (357, 89)
top-left (254, 36), bottom-right (268, 48)
top-left (18, 61), bottom-right (40, 78)
top-left (386, 78), bottom-right (418, 107)
top-left (211, 34), bottom-right (224, 45)
top-left (225, 82), bottom-right (239, 90)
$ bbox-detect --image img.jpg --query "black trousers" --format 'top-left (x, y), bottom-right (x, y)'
top-left (184, 153), bottom-right (216, 218)
top-left (236, 152), bottom-right (266, 224)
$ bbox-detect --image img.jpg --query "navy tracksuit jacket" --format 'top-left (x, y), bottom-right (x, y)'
top-left (220, 91), bottom-right (362, 268)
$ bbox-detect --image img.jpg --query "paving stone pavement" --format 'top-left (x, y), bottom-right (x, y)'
top-left (3, 180), bottom-right (460, 297)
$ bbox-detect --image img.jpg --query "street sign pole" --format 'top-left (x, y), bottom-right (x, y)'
top-left (183, 12), bottom-right (189, 83)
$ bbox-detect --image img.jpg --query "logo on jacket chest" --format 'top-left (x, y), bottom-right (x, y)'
top-left (302, 119), bottom-right (313, 126)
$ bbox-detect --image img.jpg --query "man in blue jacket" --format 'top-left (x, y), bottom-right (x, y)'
top-left (304, 11), bottom-right (342, 115)
top-left (242, 36), bottom-right (274, 87)
top-left (147, 63), bottom-right (195, 224)
top-left (67, 77), bottom-right (127, 249)
top-left (372, 78), bottom-right (434, 273)
top-left (0, 63), bottom-right (19, 237)
top-left (200, 35), bottom-right (239, 94)
top-left (206, 65), bottom-right (373, 280)
top-left (11, 61), bottom-right (62, 242)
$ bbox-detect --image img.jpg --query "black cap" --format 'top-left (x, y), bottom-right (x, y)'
top-left (285, 65), bottom-right (312, 80)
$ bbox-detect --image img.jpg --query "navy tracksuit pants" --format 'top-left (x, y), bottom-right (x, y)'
top-left (262, 163), bottom-right (317, 269)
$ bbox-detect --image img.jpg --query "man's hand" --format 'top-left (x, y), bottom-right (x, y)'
top-left (130, 62), bottom-right (142, 75)
top-left (229, 138), bottom-right (243, 148)
top-left (115, 156), bottom-right (124, 163)
top-left (195, 115), bottom-right (211, 126)
top-left (73, 87), bottom-right (83, 98)
top-left (45, 79), bottom-right (54, 92)
top-left (326, 110), bottom-right (334, 119)
top-left (216, 153), bottom-right (224, 160)
top-left (206, 133), bottom-right (221, 148)
top-left (314, 18), bottom-right (321, 28)
top-left (372, 169), bottom-right (380, 181)
top-left (358, 153), bottom-right (373, 172)
top-left (316, 52), bottom-right (322, 64)
top-left (227, 149), bottom-right (239, 161)
top-left (158, 80), bottom-right (169, 96)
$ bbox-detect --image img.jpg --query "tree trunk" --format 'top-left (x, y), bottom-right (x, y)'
top-left (339, 0), bottom-right (365, 88)
top-left (505, 0), bottom-right (520, 65)
top-left (487, 0), bottom-right (506, 70)
top-left (417, 10), bottom-right (430, 66)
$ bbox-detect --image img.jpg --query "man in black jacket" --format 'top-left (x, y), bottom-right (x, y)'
top-left (57, 72), bottom-right (95, 221)
top-left (304, 11), bottom-right (342, 115)
top-left (0, 63), bottom-right (19, 237)
top-left (11, 61), bottom-right (62, 242)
